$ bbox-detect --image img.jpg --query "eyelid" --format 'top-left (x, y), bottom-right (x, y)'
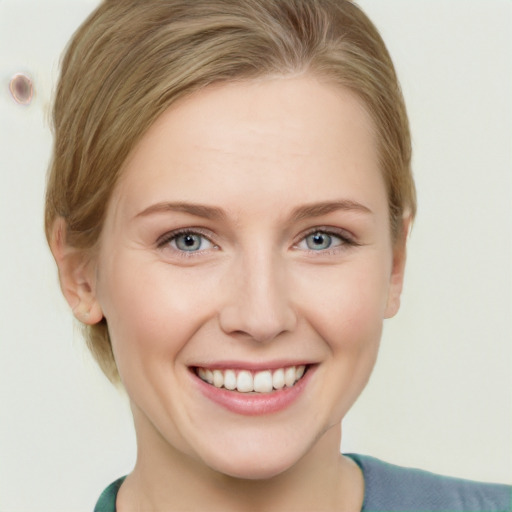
top-left (156, 227), bottom-right (218, 251)
top-left (295, 226), bottom-right (357, 245)
top-left (154, 225), bottom-right (358, 256)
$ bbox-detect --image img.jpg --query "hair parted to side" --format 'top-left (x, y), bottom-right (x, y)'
top-left (45, 0), bottom-right (416, 383)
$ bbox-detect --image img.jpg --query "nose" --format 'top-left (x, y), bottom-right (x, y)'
top-left (218, 251), bottom-right (297, 343)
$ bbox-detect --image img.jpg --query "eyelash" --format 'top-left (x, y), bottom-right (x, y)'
top-left (155, 226), bottom-right (359, 257)
top-left (156, 228), bottom-right (217, 256)
top-left (294, 227), bottom-right (359, 254)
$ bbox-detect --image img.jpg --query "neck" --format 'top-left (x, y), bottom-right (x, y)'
top-left (118, 411), bottom-right (363, 512)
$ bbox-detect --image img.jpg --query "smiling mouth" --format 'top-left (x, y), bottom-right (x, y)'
top-left (194, 365), bottom-right (308, 393)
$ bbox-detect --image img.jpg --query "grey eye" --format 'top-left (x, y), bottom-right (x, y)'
top-left (174, 233), bottom-right (204, 251)
top-left (305, 232), bottom-right (333, 250)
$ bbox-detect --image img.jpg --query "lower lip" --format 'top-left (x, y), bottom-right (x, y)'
top-left (192, 367), bottom-right (315, 416)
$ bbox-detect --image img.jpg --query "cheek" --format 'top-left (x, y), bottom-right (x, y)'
top-left (97, 258), bottom-right (218, 376)
top-left (297, 261), bottom-right (390, 420)
top-left (294, 257), bottom-right (391, 348)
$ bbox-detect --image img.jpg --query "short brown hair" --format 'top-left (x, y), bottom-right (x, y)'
top-left (45, 0), bottom-right (416, 382)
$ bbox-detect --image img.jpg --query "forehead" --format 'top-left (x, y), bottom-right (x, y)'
top-left (110, 75), bottom-right (385, 221)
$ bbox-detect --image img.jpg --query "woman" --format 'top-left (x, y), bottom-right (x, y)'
top-left (45, 0), bottom-right (511, 510)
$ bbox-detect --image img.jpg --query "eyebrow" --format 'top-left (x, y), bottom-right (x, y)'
top-left (134, 199), bottom-right (372, 222)
top-left (290, 200), bottom-right (373, 222)
top-left (134, 202), bottom-right (226, 221)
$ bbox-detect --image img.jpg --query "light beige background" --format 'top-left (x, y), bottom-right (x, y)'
top-left (1, 1), bottom-right (510, 510)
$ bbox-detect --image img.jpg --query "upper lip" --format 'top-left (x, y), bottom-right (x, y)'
top-left (190, 360), bottom-right (316, 371)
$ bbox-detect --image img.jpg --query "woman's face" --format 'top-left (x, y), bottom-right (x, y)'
top-left (91, 76), bottom-right (406, 478)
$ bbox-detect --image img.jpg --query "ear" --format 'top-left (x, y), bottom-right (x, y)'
top-left (384, 216), bottom-right (411, 319)
top-left (49, 217), bottom-right (104, 325)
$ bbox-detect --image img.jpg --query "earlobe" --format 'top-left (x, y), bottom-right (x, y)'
top-left (50, 217), bottom-right (104, 325)
top-left (384, 217), bottom-right (411, 319)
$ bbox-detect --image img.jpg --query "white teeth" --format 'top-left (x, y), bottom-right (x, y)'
top-left (284, 366), bottom-right (296, 387)
top-left (253, 370), bottom-right (273, 393)
top-left (272, 368), bottom-right (285, 390)
top-left (224, 369), bottom-right (237, 390)
top-left (196, 365), bottom-right (307, 393)
top-left (236, 370), bottom-right (253, 393)
top-left (213, 370), bottom-right (223, 388)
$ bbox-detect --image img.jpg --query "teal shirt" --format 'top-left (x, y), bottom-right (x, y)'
top-left (94, 476), bottom-right (125, 512)
top-left (94, 454), bottom-right (512, 512)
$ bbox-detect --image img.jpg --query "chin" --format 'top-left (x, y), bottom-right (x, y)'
top-left (209, 454), bottom-right (297, 481)
top-left (194, 427), bottom-right (319, 481)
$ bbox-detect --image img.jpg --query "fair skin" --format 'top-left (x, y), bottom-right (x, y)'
top-left (53, 75), bottom-right (408, 511)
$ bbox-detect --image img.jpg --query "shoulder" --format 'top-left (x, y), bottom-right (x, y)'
top-left (94, 476), bottom-right (126, 512)
top-left (346, 453), bottom-right (511, 512)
